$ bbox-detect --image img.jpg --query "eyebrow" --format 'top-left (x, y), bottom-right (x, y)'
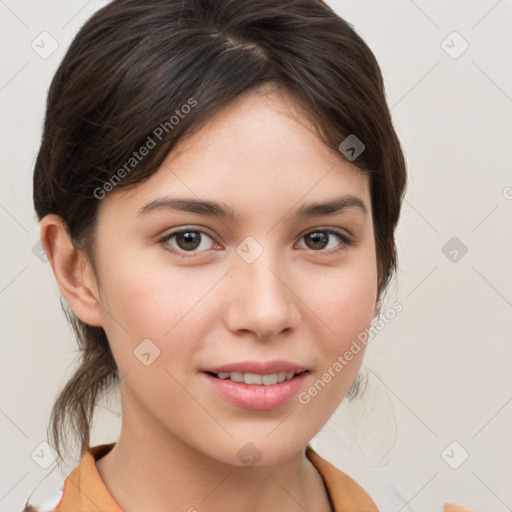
top-left (137, 195), bottom-right (368, 220)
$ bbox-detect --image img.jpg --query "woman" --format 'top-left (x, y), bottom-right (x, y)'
top-left (25, 0), bottom-right (474, 510)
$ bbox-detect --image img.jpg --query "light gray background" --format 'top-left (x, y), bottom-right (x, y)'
top-left (1, 1), bottom-right (511, 511)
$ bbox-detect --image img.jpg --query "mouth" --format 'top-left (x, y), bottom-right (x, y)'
top-left (204, 370), bottom-right (308, 385)
top-left (201, 361), bottom-right (310, 411)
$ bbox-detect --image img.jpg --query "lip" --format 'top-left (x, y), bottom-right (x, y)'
top-left (202, 363), bottom-right (309, 411)
top-left (202, 360), bottom-right (308, 375)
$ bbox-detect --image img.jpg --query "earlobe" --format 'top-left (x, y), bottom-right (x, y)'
top-left (373, 300), bottom-right (380, 318)
top-left (374, 276), bottom-right (382, 317)
top-left (40, 214), bottom-right (104, 327)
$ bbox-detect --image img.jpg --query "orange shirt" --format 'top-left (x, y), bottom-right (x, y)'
top-left (22, 443), bottom-right (476, 512)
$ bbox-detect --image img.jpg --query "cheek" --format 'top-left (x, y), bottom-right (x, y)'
top-left (96, 253), bottom-right (219, 365)
top-left (293, 284), bottom-right (375, 434)
top-left (309, 262), bottom-right (378, 340)
top-left (303, 259), bottom-right (377, 396)
top-left (297, 278), bottom-right (376, 416)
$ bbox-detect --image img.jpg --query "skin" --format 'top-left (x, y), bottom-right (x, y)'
top-left (41, 84), bottom-right (380, 512)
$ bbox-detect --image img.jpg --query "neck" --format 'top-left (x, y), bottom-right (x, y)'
top-left (95, 394), bottom-right (332, 512)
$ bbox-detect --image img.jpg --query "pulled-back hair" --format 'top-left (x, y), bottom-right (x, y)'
top-left (33, 0), bottom-right (407, 463)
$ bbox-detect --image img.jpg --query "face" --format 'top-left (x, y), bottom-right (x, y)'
top-left (88, 85), bottom-right (379, 466)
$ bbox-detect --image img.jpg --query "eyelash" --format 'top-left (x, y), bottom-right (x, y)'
top-left (157, 227), bottom-right (355, 259)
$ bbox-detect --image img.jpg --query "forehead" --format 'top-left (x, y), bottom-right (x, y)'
top-left (100, 87), bottom-right (371, 221)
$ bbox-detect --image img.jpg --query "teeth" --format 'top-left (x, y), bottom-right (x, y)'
top-left (214, 371), bottom-right (299, 385)
top-left (261, 373), bottom-right (277, 385)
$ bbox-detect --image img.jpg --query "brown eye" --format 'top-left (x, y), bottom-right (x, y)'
top-left (159, 229), bottom-right (216, 257)
top-left (304, 231), bottom-right (329, 250)
top-left (175, 231), bottom-right (202, 251)
top-left (298, 228), bottom-right (353, 253)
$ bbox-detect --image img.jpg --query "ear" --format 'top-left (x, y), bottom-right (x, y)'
top-left (374, 275), bottom-right (382, 317)
top-left (40, 214), bottom-right (104, 327)
top-left (373, 300), bottom-right (380, 318)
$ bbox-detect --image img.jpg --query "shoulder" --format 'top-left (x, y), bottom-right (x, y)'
top-left (306, 445), bottom-right (379, 511)
top-left (21, 465), bottom-right (67, 512)
top-left (21, 443), bottom-right (117, 512)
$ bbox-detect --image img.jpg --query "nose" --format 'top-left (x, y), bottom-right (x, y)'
top-left (223, 250), bottom-right (301, 341)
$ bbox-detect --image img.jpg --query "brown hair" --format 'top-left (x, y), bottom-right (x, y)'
top-left (33, 0), bottom-right (407, 463)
